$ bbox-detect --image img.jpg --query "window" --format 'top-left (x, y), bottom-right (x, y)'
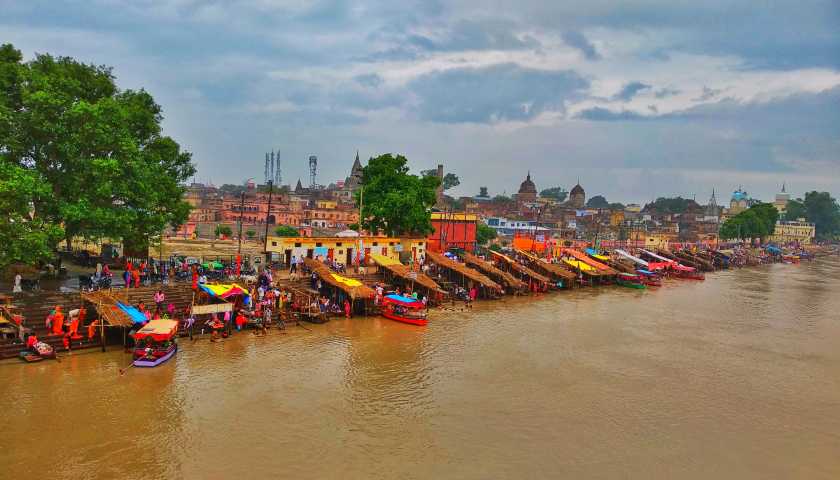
top-left (373, 242), bottom-right (379, 246)
top-left (271, 241), bottom-right (277, 246)
top-left (336, 242), bottom-right (342, 247)
top-left (294, 242), bottom-right (301, 247)
top-left (316, 242), bottom-right (322, 247)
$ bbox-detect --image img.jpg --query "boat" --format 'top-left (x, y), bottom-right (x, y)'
top-left (19, 337), bottom-right (56, 362)
top-left (381, 294), bottom-right (427, 326)
top-left (616, 273), bottom-right (646, 289)
top-left (672, 263), bottom-right (705, 280)
top-left (635, 269), bottom-right (662, 287)
top-left (132, 319), bottom-right (179, 367)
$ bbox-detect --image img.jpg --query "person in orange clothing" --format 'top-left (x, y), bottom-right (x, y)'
top-left (235, 311), bottom-right (247, 331)
top-left (52, 306), bottom-right (65, 335)
top-left (132, 268), bottom-right (141, 288)
top-left (69, 307), bottom-right (84, 339)
top-left (88, 319), bottom-right (99, 340)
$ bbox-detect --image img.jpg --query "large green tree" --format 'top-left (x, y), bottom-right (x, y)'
top-left (357, 154), bottom-right (439, 236)
top-left (586, 195), bottom-right (610, 209)
top-left (476, 223), bottom-right (497, 245)
top-left (787, 192), bottom-right (840, 239)
top-left (0, 43), bottom-right (195, 255)
top-left (643, 196), bottom-right (702, 214)
top-left (719, 202), bottom-right (779, 241)
top-left (539, 186), bottom-right (568, 202)
top-left (421, 169), bottom-right (460, 190)
top-left (274, 225), bottom-right (299, 237)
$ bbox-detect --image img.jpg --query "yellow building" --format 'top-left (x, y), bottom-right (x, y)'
top-left (265, 236), bottom-right (427, 266)
top-left (316, 200), bottom-right (338, 209)
top-left (770, 220), bottom-right (815, 244)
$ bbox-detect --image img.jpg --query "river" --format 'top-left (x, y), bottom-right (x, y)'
top-left (2, 258), bottom-right (839, 479)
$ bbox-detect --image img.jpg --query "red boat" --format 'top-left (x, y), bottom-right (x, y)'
top-left (381, 294), bottom-right (427, 326)
top-left (672, 264), bottom-right (705, 280)
top-left (635, 269), bottom-right (662, 287)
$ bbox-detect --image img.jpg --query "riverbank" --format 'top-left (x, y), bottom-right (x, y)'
top-left (2, 258), bottom-right (839, 479)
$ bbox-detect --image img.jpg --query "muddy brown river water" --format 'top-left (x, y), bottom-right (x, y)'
top-left (2, 258), bottom-right (840, 479)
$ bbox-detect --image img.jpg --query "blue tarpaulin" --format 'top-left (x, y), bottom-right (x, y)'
top-left (117, 302), bottom-right (148, 324)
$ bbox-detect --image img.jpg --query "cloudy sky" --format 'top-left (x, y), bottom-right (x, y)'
top-left (3, 0), bottom-right (839, 204)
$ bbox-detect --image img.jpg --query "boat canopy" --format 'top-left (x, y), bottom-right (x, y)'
top-left (563, 258), bottom-right (597, 273)
top-left (200, 283), bottom-right (251, 304)
top-left (383, 294), bottom-right (424, 308)
top-left (673, 263), bottom-right (695, 272)
top-left (134, 319), bottom-right (179, 342)
top-left (614, 249), bottom-right (649, 267)
top-left (636, 269), bottom-right (656, 276)
top-left (640, 249), bottom-right (675, 264)
top-left (117, 302), bottom-right (149, 325)
top-left (618, 272), bottom-right (640, 280)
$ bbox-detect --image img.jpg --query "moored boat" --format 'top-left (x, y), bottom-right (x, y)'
top-left (132, 319), bottom-right (179, 367)
top-left (381, 294), bottom-right (427, 326)
top-left (635, 269), bottom-right (662, 287)
top-left (616, 273), bottom-right (646, 289)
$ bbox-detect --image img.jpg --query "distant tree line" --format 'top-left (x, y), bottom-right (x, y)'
top-left (785, 191), bottom-right (840, 239)
top-left (719, 203), bottom-right (779, 241)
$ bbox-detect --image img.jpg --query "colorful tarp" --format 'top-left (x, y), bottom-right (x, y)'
top-left (330, 273), bottom-right (363, 288)
top-left (199, 283), bottom-right (251, 304)
top-left (117, 302), bottom-right (148, 325)
top-left (383, 294), bottom-right (423, 307)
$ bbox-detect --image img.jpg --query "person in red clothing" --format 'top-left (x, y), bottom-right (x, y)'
top-left (132, 269), bottom-right (141, 288)
top-left (235, 311), bottom-right (247, 331)
top-left (191, 269), bottom-right (198, 290)
top-left (344, 299), bottom-right (351, 318)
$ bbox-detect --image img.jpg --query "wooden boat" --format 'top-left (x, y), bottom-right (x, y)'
top-left (132, 319), bottom-right (179, 367)
top-left (635, 269), bottom-right (662, 287)
top-left (381, 294), bottom-right (427, 326)
top-left (672, 264), bottom-right (705, 280)
top-left (616, 273), bottom-right (646, 289)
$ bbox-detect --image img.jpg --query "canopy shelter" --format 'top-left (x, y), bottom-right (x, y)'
top-left (562, 258), bottom-right (604, 278)
top-left (81, 291), bottom-right (137, 328)
top-left (383, 294), bottom-right (424, 308)
top-left (369, 254), bottom-right (446, 299)
top-left (640, 249), bottom-right (676, 265)
top-left (199, 283), bottom-right (251, 305)
top-left (134, 319), bottom-right (178, 342)
top-left (563, 249), bottom-right (618, 275)
top-left (613, 249), bottom-right (663, 270)
top-left (585, 248), bottom-right (611, 263)
top-left (462, 252), bottom-right (528, 293)
top-left (514, 249), bottom-right (577, 286)
top-left (424, 251), bottom-right (503, 297)
top-left (488, 250), bottom-right (551, 288)
top-left (304, 258), bottom-right (375, 300)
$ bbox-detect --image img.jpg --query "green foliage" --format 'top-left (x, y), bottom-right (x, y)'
top-left (784, 199), bottom-right (806, 221)
top-left (586, 195), bottom-right (610, 209)
top-left (219, 184), bottom-right (247, 196)
top-left (608, 202), bottom-right (626, 210)
top-left (643, 197), bottom-right (702, 214)
top-left (274, 225), bottom-right (299, 237)
top-left (476, 223), bottom-right (497, 245)
top-left (719, 202), bottom-right (779, 240)
top-left (791, 191), bottom-right (840, 239)
top-left (0, 43), bottom-right (195, 255)
top-left (0, 161), bottom-right (64, 269)
top-left (357, 154), bottom-right (439, 236)
top-left (489, 243), bottom-right (502, 252)
top-left (215, 225), bottom-right (233, 237)
top-left (421, 169), bottom-right (459, 190)
top-left (540, 187), bottom-right (568, 202)
top-left (245, 229), bottom-right (256, 239)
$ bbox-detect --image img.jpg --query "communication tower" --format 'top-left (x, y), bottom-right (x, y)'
top-left (309, 155), bottom-right (318, 187)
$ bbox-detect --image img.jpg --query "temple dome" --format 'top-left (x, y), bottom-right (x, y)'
top-left (518, 172), bottom-right (537, 194)
top-left (570, 183), bottom-right (584, 195)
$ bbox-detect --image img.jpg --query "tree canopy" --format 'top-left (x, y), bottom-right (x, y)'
top-left (786, 192), bottom-right (840, 239)
top-left (421, 169), bottom-right (460, 190)
top-left (357, 154), bottom-right (439, 236)
top-left (0, 43), bottom-right (195, 260)
top-left (586, 195), bottom-right (610, 209)
top-left (719, 202), bottom-right (779, 241)
top-left (643, 197), bottom-right (702, 214)
top-left (476, 223), bottom-right (497, 245)
top-left (274, 225), bottom-right (299, 237)
top-left (540, 186), bottom-right (568, 202)
top-left (214, 225), bottom-right (233, 238)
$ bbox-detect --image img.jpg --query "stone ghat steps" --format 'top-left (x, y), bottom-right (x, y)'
top-left (0, 334), bottom-right (102, 360)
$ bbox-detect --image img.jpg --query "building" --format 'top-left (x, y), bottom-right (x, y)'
top-left (773, 183), bottom-right (790, 215)
top-left (485, 216), bottom-right (544, 236)
top-left (705, 189), bottom-right (720, 219)
top-left (514, 172), bottom-right (538, 203)
top-left (568, 183), bottom-right (585, 209)
top-left (264, 235), bottom-right (427, 265)
top-left (728, 186), bottom-right (758, 215)
top-left (770, 220), bottom-right (815, 244)
top-left (428, 212), bottom-right (478, 252)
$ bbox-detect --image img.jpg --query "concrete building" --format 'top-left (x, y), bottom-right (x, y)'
top-left (773, 183), bottom-right (790, 215)
top-left (428, 212), bottom-right (478, 252)
top-left (770, 220), bottom-right (815, 244)
top-left (265, 235), bottom-right (427, 265)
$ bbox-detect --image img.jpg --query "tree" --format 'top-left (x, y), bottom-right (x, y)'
top-left (540, 187), bottom-right (568, 202)
top-left (274, 225), bottom-right (299, 237)
top-left (0, 43), bottom-right (195, 254)
top-left (799, 191), bottom-right (840, 239)
top-left (421, 169), bottom-right (460, 190)
top-left (491, 194), bottom-right (515, 206)
top-left (785, 199), bottom-right (807, 221)
top-left (719, 202), bottom-right (778, 241)
top-left (643, 197), bottom-right (701, 214)
top-left (215, 225), bottom-right (233, 238)
top-left (586, 195), bottom-right (610, 209)
top-left (476, 223), bottom-right (497, 245)
top-left (245, 229), bottom-right (256, 239)
top-left (357, 154), bottom-right (439, 236)
top-left (608, 202), bottom-right (626, 210)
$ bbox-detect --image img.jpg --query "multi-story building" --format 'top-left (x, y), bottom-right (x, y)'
top-left (770, 220), bottom-right (815, 244)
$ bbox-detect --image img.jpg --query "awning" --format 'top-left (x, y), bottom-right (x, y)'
top-left (462, 252), bottom-right (527, 291)
top-left (304, 258), bottom-right (375, 299)
top-left (134, 319), bottom-right (179, 342)
top-left (488, 250), bottom-right (551, 285)
top-left (369, 254), bottom-right (444, 293)
top-left (200, 283), bottom-right (251, 304)
top-left (117, 302), bottom-right (148, 324)
top-left (424, 251), bottom-right (502, 291)
top-left (383, 294), bottom-right (423, 307)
